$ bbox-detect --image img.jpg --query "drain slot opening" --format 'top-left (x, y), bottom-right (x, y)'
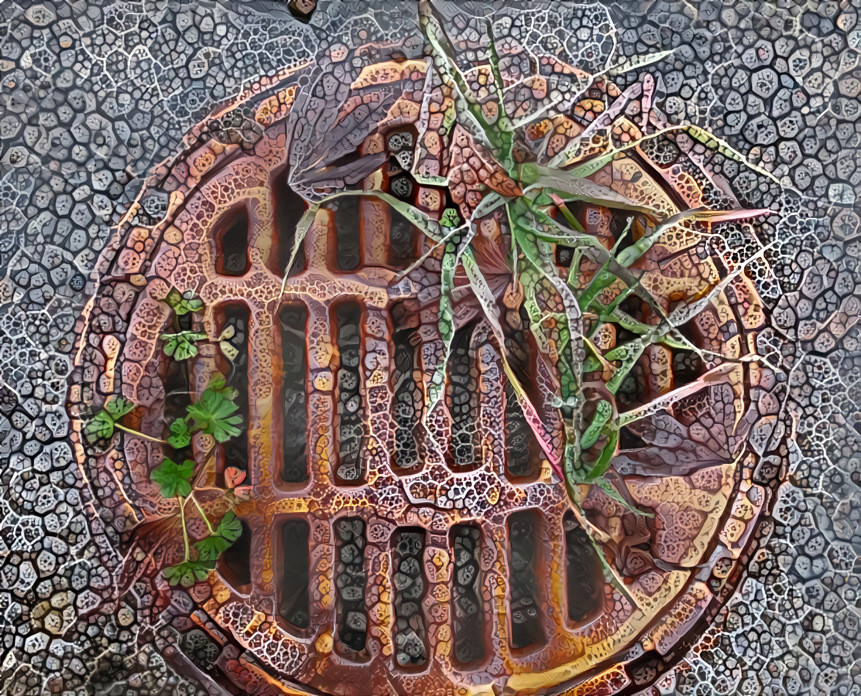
top-left (388, 208), bottom-right (417, 267)
top-left (504, 379), bottom-right (540, 480)
top-left (217, 518), bottom-right (252, 590)
top-left (279, 304), bottom-right (309, 484)
top-left (451, 525), bottom-right (485, 666)
top-left (564, 512), bottom-right (604, 624)
top-left (274, 172), bottom-right (307, 278)
top-left (392, 529), bottom-right (427, 668)
top-left (391, 303), bottom-right (421, 472)
top-left (446, 323), bottom-right (479, 471)
top-left (333, 302), bottom-right (366, 484)
top-left (216, 304), bottom-right (250, 487)
top-left (279, 518), bottom-right (310, 630)
top-left (332, 196), bottom-right (362, 271)
top-left (507, 510), bottom-right (545, 651)
top-left (215, 205), bottom-right (249, 276)
top-left (335, 518), bottom-right (368, 654)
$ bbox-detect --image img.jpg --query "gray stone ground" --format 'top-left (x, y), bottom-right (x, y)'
top-left (0, 1), bottom-right (857, 694)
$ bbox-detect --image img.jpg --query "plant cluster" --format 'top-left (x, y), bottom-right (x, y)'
top-left (84, 287), bottom-right (244, 587)
top-left (278, 11), bottom-right (768, 599)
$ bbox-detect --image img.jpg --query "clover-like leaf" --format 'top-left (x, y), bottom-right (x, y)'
top-left (186, 380), bottom-right (242, 443)
top-left (150, 457), bottom-right (194, 498)
top-left (104, 396), bottom-right (135, 420)
top-left (193, 534), bottom-right (232, 562)
top-left (164, 287), bottom-right (204, 316)
top-left (84, 410), bottom-right (115, 442)
top-left (440, 207), bottom-right (460, 228)
top-left (161, 331), bottom-right (207, 361)
top-left (167, 417), bottom-right (191, 449)
top-left (164, 287), bottom-right (183, 308)
top-left (204, 375), bottom-right (237, 400)
top-left (215, 511), bottom-right (242, 543)
top-left (163, 559), bottom-right (215, 587)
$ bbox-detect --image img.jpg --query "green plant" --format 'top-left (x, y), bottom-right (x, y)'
top-left (83, 287), bottom-right (245, 587)
top-left (277, 12), bottom-right (770, 601)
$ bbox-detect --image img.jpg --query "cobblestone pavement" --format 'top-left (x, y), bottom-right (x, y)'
top-left (0, 1), bottom-right (857, 694)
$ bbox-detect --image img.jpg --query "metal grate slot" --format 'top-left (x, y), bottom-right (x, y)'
top-left (563, 512), bottom-right (604, 623)
top-left (216, 206), bottom-right (249, 276)
top-left (388, 208), bottom-right (417, 267)
top-left (446, 323), bottom-right (479, 471)
top-left (279, 304), bottom-right (309, 484)
top-left (507, 510), bottom-right (545, 650)
top-left (392, 529), bottom-right (427, 667)
top-left (334, 302), bottom-right (365, 483)
top-left (335, 518), bottom-right (367, 653)
top-left (333, 196), bottom-right (361, 271)
top-left (274, 172), bottom-right (307, 278)
top-left (217, 518), bottom-right (252, 589)
top-left (504, 380), bottom-right (539, 480)
top-left (391, 304), bottom-right (421, 471)
top-left (217, 304), bottom-right (250, 485)
top-left (451, 525), bottom-right (485, 665)
top-left (280, 519), bottom-right (310, 630)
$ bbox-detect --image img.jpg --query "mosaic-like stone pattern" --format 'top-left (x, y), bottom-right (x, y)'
top-left (0, 1), bottom-right (857, 695)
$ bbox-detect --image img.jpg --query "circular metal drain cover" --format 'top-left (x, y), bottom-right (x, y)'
top-left (70, 31), bottom-right (774, 696)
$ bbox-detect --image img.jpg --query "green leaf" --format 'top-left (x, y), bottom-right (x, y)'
top-left (585, 430), bottom-right (618, 481)
top-left (440, 207), bottom-right (460, 228)
top-left (582, 355), bottom-right (603, 372)
top-left (84, 410), bottom-right (115, 442)
top-left (164, 288), bottom-right (204, 316)
top-left (186, 380), bottom-right (242, 443)
top-left (150, 458), bottom-right (194, 498)
top-left (163, 559), bottom-right (215, 587)
top-left (204, 375), bottom-right (237, 400)
top-left (167, 418), bottom-right (191, 449)
top-left (215, 511), bottom-right (242, 543)
top-left (581, 400), bottom-right (613, 450)
top-left (161, 331), bottom-right (207, 360)
top-left (104, 396), bottom-right (135, 420)
top-left (193, 535), bottom-right (232, 562)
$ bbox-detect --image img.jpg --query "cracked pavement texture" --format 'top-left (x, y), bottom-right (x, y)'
top-left (0, 1), bottom-right (858, 694)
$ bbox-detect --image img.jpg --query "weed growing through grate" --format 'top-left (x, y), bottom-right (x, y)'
top-left (275, 5), bottom-right (772, 603)
top-left (84, 287), bottom-right (244, 587)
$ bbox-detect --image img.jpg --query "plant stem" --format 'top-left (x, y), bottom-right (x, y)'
top-left (190, 494), bottom-right (215, 535)
top-left (114, 423), bottom-right (168, 444)
top-left (178, 496), bottom-right (190, 561)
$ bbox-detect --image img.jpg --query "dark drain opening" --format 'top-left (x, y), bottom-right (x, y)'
top-left (279, 304), bottom-right (309, 484)
top-left (274, 171), bottom-right (307, 278)
top-left (333, 302), bottom-right (365, 484)
top-left (391, 303), bottom-right (421, 472)
top-left (507, 510), bottom-right (545, 651)
top-left (332, 196), bottom-right (362, 271)
top-left (504, 379), bottom-right (540, 480)
top-left (215, 205), bottom-right (249, 276)
top-left (389, 208), bottom-right (418, 268)
top-left (563, 512), bottom-right (604, 623)
top-left (446, 323), bottom-right (479, 471)
top-left (335, 518), bottom-right (368, 654)
top-left (279, 518), bottom-right (310, 630)
top-left (217, 518), bottom-right (252, 590)
top-left (216, 304), bottom-right (249, 487)
top-left (451, 525), bottom-right (486, 666)
top-left (392, 529), bottom-right (427, 668)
